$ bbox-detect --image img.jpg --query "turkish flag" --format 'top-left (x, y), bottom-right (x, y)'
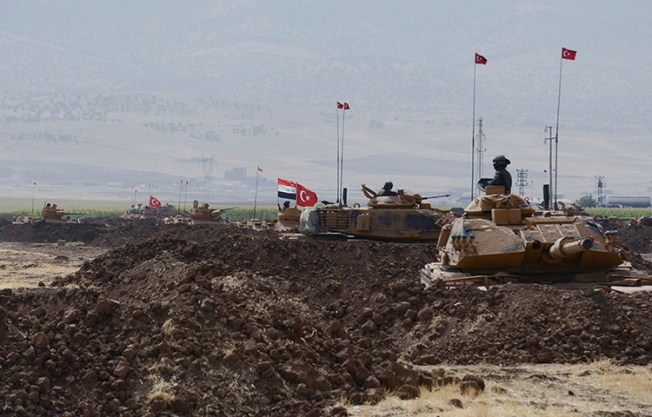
top-left (337, 101), bottom-right (344, 109)
top-left (296, 183), bottom-right (318, 207)
top-left (562, 48), bottom-right (577, 60)
top-left (149, 195), bottom-right (161, 208)
top-left (343, 102), bottom-right (350, 110)
top-left (475, 53), bottom-right (487, 65)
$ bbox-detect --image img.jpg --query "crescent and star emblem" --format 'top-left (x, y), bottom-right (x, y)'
top-left (300, 190), bottom-right (309, 201)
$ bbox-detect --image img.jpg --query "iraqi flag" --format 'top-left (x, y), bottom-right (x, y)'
top-left (296, 183), bottom-right (318, 207)
top-left (277, 178), bottom-right (297, 200)
top-left (149, 195), bottom-right (161, 208)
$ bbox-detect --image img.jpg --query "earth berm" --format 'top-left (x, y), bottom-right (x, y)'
top-left (0, 218), bottom-right (651, 416)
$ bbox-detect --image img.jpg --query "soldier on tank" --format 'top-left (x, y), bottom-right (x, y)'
top-left (489, 155), bottom-right (512, 194)
top-left (377, 181), bottom-right (397, 196)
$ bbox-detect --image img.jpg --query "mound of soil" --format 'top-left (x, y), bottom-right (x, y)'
top-left (0, 218), bottom-right (174, 247)
top-left (0, 221), bottom-right (651, 416)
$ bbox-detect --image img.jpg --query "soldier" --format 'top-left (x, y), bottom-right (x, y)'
top-left (378, 181), bottom-right (397, 196)
top-left (278, 200), bottom-right (291, 212)
top-left (489, 155), bottom-right (512, 194)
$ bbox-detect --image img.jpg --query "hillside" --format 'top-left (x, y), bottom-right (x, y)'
top-left (0, 1), bottom-right (651, 204)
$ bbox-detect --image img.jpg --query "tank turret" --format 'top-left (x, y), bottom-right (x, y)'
top-left (41, 203), bottom-right (69, 222)
top-left (190, 200), bottom-right (230, 223)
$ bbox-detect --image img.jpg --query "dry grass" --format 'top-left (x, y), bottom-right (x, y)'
top-left (146, 375), bottom-right (176, 404)
top-left (161, 318), bottom-right (176, 339)
top-left (344, 362), bottom-right (652, 417)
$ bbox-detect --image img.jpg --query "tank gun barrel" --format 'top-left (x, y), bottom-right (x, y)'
top-left (546, 237), bottom-right (593, 261)
top-left (214, 207), bottom-right (237, 212)
top-left (421, 194), bottom-right (450, 200)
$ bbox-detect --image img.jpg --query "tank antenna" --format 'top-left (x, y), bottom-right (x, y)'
top-left (475, 117), bottom-right (486, 185)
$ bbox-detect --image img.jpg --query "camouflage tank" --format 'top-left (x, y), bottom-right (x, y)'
top-left (421, 184), bottom-right (651, 286)
top-left (276, 203), bottom-right (302, 232)
top-left (122, 203), bottom-right (157, 222)
top-left (190, 200), bottom-right (232, 223)
top-left (300, 184), bottom-right (455, 241)
top-left (41, 203), bottom-right (69, 223)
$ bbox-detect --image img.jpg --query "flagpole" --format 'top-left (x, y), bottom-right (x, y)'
top-left (554, 52), bottom-right (563, 210)
top-left (340, 107), bottom-right (345, 205)
top-left (177, 180), bottom-right (183, 213)
top-left (183, 181), bottom-right (188, 213)
top-left (31, 182), bottom-right (36, 215)
top-left (545, 126), bottom-right (554, 206)
top-left (336, 105), bottom-right (340, 203)
top-left (253, 168), bottom-right (259, 219)
top-left (471, 60), bottom-right (477, 201)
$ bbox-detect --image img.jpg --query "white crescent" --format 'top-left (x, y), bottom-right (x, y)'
top-left (300, 190), bottom-right (309, 201)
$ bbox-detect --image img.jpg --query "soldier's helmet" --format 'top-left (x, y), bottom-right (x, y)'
top-left (492, 155), bottom-right (511, 166)
top-left (383, 181), bottom-right (393, 190)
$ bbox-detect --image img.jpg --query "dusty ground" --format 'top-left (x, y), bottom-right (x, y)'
top-left (0, 242), bottom-right (108, 289)
top-left (346, 361), bottom-right (652, 417)
top-left (0, 217), bottom-right (651, 416)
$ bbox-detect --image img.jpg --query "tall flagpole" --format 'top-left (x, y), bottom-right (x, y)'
top-left (253, 167), bottom-right (260, 219)
top-left (336, 104), bottom-right (340, 203)
top-left (471, 61), bottom-right (477, 201)
top-left (31, 181), bottom-right (36, 215)
top-left (183, 180), bottom-right (188, 213)
top-left (340, 105), bottom-right (345, 204)
top-left (554, 53), bottom-right (563, 210)
top-left (554, 47), bottom-right (576, 209)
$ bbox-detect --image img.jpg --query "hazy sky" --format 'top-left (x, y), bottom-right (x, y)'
top-left (0, 0), bottom-right (650, 202)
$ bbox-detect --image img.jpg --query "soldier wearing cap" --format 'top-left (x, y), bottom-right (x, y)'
top-left (489, 155), bottom-right (512, 194)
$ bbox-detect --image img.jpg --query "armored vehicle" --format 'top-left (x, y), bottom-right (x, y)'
top-left (41, 203), bottom-right (69, 223)
top-left (300, 184), bottom-right (455, 241)
top-left (276, 204), bottom-right (302, 232)
top-left (421, 184), bottom-right (651, 286)
top-left (189, 200), bottom-right (221, 223)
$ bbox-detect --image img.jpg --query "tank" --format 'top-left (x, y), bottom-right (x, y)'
top-left (276, 205), bottom-right (302, 232)
top-left (122, 203), bottom-right (157, 221)
top-left (300, 184), bottom-right (456, 241)
top-left (189, 200), bottom-right (228, 223)
top-left (41, 203), bottom-right (69, 222)
top-left (421, 185), bottom-right (651, 286)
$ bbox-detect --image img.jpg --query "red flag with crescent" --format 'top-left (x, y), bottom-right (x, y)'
top-left (475, 53), bottom-right (487, 65)
top-left (562, 48), bottom-right (577, 60)
top-left (296, 183), bottom-right (318, 207)
top-left (149, 195), bottom-right (161, 208)
top-left (337, 101), bottom-right (344, 109)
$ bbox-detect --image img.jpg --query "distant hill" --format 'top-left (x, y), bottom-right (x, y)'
top-left (0, 0), bottom-right (650, 204)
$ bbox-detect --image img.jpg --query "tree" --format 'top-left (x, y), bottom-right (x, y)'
top-left (576, 195), bottom-right (597, 208)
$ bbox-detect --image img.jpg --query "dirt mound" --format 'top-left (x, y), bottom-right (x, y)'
top-left (0, 218), bottom-right (171, 247)
top-left (0, 221), bottom-right (651, 416)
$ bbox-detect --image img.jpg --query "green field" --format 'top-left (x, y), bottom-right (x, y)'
top-left (585, 208), bottom-right (652, 218)
top-left (0, 198), bottom-right (279, 221)
top-left (4, 196), bottom-right (650, 223)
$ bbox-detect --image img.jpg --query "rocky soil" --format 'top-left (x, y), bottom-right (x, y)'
top-left (0, 218), bottom-right (651, 416)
